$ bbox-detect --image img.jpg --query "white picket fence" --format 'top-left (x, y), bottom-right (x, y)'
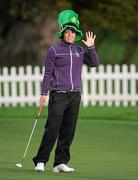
top-left (0, 64), bottom-right (138, 107)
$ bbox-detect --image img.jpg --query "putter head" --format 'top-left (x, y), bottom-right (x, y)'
top-left (16, 163), bottom-right (22, 168)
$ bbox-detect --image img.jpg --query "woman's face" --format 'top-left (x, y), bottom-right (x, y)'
top-left (63, 29), bottom-right (76, 44)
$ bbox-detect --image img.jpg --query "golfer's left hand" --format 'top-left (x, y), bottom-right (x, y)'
top-left (82, 31), bottom-right (96, 47)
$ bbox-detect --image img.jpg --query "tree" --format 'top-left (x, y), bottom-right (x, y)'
top-left (0, 0), bottom-right (138, 66)
top-left (72, 0), bottom-right (138, 40)
top-left (0, 0), bottom-right (74, 66)
top-left (0, 0), bottom-right (57, 66)
top-left (71, 0), bottom-right (138, 64)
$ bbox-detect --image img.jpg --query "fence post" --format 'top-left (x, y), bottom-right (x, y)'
top-left (34, 66), bottom-right (42, 106)
top-left (106, 65), bottom-right (113, 106)
top-left (130, 64), bottom-right (136, 106)
top-left (90, 67), bottom-right (97, 106)
top-left (122, 64), bottom-right (128, 106)
top-left (114, 65), bottom-right (121, 106)
top-left (26, 65), bottom-right (33, 105)
top-left (18, 66), bottom-right (25, 106)
top-left (98, 65), bottom-right (105, 106)
top-left (10, 67), bottom-right (17, 106)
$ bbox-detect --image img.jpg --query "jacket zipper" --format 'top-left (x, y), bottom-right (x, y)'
top-left (56, 74), bottom-right (59, 84)
top-left (69, 45), bottom-right (74, 91)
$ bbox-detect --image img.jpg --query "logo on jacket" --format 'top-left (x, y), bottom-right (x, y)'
top-left (76, 52), bottom-right (80, 58)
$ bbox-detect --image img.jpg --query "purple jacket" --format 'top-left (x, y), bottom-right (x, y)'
top-left (41, 40), bottom-right (99, 95)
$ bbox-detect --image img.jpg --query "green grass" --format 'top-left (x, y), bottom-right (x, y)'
top-left (0, 106), bottom-right (138, 180)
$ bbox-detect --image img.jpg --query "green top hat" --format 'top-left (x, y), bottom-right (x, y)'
top-left (56, 10), bottom-right (83, 41)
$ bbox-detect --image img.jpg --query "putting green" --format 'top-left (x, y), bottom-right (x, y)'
top-left (0, 106), bottom-right (138, 180)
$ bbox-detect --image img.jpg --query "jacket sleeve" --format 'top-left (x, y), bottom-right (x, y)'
top-left (83, 45), bottom-right (100, 67)
top-left (41, 47), bottom-right (55, 95)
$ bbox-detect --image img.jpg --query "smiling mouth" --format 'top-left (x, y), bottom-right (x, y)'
top-left (68, 38), bottom-right (73, 40)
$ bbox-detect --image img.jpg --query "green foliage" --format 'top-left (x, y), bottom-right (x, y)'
top-left (98, 33), bottom-right (127, 64)
top-left (72, 0), bottom-right (138, 40)
top-left (0, 0), bottom-right (138, 66)
top-left (56, 0), bottom-right (72, 12)
top-left (9, 0), bottom-right (56, 21)
top-left (72, 0), bottom-right (138, 66)
top-left (131, 46), bottom-right (138, 66)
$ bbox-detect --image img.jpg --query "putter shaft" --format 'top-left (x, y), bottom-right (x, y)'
top-left (16, 102), bottom-right (44, 165)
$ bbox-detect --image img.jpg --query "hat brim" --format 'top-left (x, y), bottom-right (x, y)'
top-left (56, 25), bottom-right (83, 41)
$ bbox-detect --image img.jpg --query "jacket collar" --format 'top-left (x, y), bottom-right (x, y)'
top-left (60, 39), bottom-right (75, 46)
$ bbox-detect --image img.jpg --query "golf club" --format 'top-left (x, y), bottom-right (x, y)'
top-left (16, 102), bottom-right (44, 168)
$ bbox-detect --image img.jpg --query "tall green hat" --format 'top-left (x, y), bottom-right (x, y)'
top-left (56, 10), bottom-right (83, 41)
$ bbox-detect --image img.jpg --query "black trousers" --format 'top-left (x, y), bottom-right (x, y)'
top-left (33, 91), bottom-right (81, 167)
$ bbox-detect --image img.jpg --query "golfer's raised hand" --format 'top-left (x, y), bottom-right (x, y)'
top-left (82, 31), bottom-right (96, 47)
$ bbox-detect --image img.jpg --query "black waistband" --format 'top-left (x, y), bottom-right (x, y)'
top-left (50, 90), bottom-right (80, 94)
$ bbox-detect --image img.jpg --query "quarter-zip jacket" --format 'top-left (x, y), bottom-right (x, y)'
top-left (41, 40), bottom-right (99, 95)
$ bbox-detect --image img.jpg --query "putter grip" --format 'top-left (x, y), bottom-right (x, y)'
top-left (37, 103), bottom-right (44, 119)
